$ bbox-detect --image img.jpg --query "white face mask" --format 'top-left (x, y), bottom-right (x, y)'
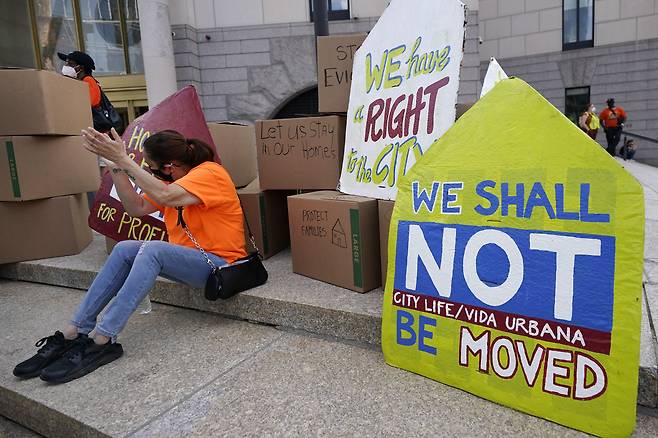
top-left (591, 106), bottom-right (596, 112)
top-left (61, 65), bottom-right (78, 78)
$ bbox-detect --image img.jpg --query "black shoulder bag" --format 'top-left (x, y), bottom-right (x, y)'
top-left (177, 207), bottom-right (268, 300)
top-left (91, 80), bottom-right (122, 133)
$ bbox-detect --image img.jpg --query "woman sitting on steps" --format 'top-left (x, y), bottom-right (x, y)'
top-left (13, 128), bottom-right (246, 383)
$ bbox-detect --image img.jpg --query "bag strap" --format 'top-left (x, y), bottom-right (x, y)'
top-left (176, 202), bottom-right (262, 266)
top-left (177, 207), bottom-right (218, 271)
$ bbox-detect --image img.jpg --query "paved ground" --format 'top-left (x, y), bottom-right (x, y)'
top-left (1, 282), bottom-right (656, 437)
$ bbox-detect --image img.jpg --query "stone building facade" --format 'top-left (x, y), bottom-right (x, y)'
top-left (169, 0), bottom-right (658, 164)
top-left (171, 12), bottom-right (481, 124)
top-left (477, 0), bottom-right (658, 164)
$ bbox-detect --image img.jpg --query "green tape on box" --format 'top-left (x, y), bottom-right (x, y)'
top-left (350, 208), bottom-right (363, 288)
top-left (5, 141), bottom-right (20, 198)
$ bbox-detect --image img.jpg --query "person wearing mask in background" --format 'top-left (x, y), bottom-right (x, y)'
top-left (578, 103), bottom-right (600, 141)
top-left (58, 51), bottom-right (101, 110)
top-left (599, 98), bottom-right (627, 156)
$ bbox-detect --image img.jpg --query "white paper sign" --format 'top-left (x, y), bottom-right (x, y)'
top-left (480, 57), bottom-right (508, 98)
top-left (339, 0), bottom-right (465, 200)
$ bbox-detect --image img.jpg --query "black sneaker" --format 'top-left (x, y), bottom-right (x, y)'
top-left (13, 331), bottom-right (80, 379)
top-left (40, 337), bottom-right (123, 384)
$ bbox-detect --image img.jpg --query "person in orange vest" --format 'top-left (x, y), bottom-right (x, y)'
top-left (58, 51), bottom-right (101, 109)
top-left (599, 98), bottom-right (627, 156)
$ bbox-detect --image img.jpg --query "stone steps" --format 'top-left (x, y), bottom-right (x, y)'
top-left (2, 282), bottom-right (657, 437)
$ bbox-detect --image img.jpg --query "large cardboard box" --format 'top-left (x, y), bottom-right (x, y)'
top-left (0, 194), bottom-right (92, 264)
top-left (207, 122), bottom-right (258, 188)
top-left (0, 136), bottom-right (100, 201)
top-left (288, 191), bottom-right (380, 293)
top-left (0, 69), bottom-right (92, 136)
top-left (255, 116), bottom-right (346, 190)
top-left (238, 179), bottom-right (292, 259)
top-left (317, 34), bottom-right (367, 113)
top-left (378, 199), bottom-right (394, 288)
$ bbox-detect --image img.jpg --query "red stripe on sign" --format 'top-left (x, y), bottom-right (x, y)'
top-left (392, 289), bottom-right (611, 355)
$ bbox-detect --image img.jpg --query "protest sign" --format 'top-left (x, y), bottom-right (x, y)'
top-left (381, 78), bottom-right (644, 436)
top-left (339, 0), bottom-right (465, 200)
top-left (480, 57), bottom-right (508, 98)
top-left (89, 86), bottom-right (218, 242)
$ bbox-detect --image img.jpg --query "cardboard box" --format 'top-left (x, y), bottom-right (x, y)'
top-left (378, 199), bottom-right (395, 288)
top-left (238, 179), bottom-right (292, 259)
top-left (317, 34), bottom-right (367, 113)
top-left (0, 136), bottom-right (101, 201)
top-left (0, 194), bottom-right (92, 264)
top-left (0, 69), bottom-right (93, 136)
top-left (255, 116), bottom-right (346, 190)
top-left (288, 191), bottom-right (380, 293)
top-left (207, 122), bottom-right (258, 188)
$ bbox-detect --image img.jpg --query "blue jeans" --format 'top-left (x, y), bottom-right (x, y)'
top-left (70, 240), bottom-right (226, 340)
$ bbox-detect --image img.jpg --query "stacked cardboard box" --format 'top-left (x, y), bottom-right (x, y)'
top-left (249, 115), bottom-right (347, 261)
top-left (207, 122), bottom-right (258, 188)
top-left (317, 34), bottom-right (367, 113)
top-left (288, 191), bottom-right (380, 293)
top-left (238, 179), bottom-right (293, 260)
top-left (0, 69), bottom-right (98, 264)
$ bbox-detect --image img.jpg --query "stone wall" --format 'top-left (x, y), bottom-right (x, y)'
top-left (172, 11), bottom-right (481, 123)
top-left (480, 38), bottom-right (658, 165)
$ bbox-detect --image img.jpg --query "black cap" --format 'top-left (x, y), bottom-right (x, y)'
top-left (57, 51), bottom-right (95, 73)
top-left (606, 98), bottom-right (615, 107)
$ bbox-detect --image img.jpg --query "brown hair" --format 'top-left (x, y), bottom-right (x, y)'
top-left (143, 130), bottom-right (215, 168)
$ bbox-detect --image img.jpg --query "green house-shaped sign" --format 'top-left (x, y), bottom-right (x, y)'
top-left (382, 78), bottom-right (644, 436)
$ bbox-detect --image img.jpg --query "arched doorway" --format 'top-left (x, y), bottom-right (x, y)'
top-left (271, 86), bottom-right (318, 119)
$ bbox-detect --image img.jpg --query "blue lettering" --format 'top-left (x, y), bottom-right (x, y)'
top-left (396, 310), bottom-right (416, 346)
top-left (412, 181), bottom-right (440, 213)
top-left (474, 180), bottom-right (498, 216)
top-left (418, 315), bottom-right (437, 355)
top-left (501, 183), bottom-right (525, 218)
top-left (442, 182), bottom-right (463, 214)
top-left (555, 183), bottom-right (579, 220)
top-left (524, 182), bottom-right (556, 219)
top-left (580, 183), bottom-right (610, 223)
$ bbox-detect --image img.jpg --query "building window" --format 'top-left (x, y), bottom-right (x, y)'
top-left (34, 0), bottom-right (78, 71)
top-left (310, 0), bottom-right (350, 21)
top-left (272, 87), bottom-right (318, 119)
top-left (0, 1), bottom-right (37, 68)
top-left (563, 0), bottom-right (594, 50)
top-left (0, 0), bottom-right (142, 75)
top-left (565, 86), bottom-right (590, 125)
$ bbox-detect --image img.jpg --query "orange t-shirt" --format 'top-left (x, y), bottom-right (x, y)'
top-left (144, 162), bottom-right (247, 263)
top-left (599, 106), bottom-right (627, 129)
top-left (83, 76), bottom-right (101, 108)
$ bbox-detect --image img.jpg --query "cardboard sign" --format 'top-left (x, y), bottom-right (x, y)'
top-left (339, 0), bottom-right (465, 200)
top-left (480, 57), bottom-right (508, 98)
top-left (381, 78), bottom-right (644, 436)
top-left (89, 86), bottom-right (218, 242)
top-left (317, 33), bottom-right (367, 113)
top-left (255, 116), bottom-right (345, 190)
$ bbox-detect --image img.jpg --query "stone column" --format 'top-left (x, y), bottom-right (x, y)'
top-left (137, 0), bottom-right (177, 107)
